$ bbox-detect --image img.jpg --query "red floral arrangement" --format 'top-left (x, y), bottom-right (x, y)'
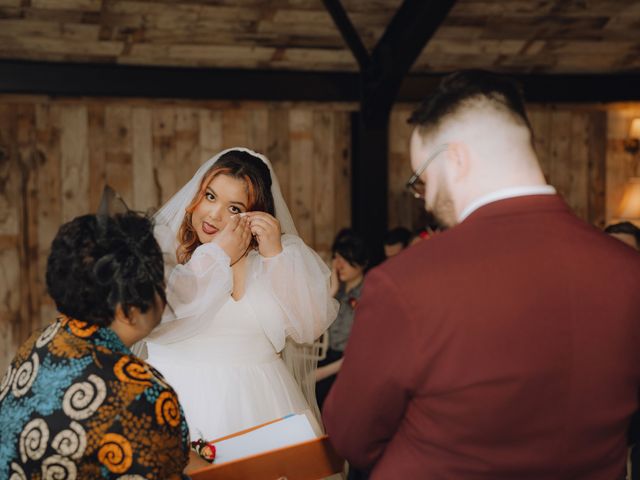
top-left (348, 297), bottom-right (358, 310)
top-left (191, 439), bottom-right (216, 463)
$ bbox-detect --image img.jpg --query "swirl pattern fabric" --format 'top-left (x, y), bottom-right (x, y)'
top-left (0, 315), bottom-right (190, 479)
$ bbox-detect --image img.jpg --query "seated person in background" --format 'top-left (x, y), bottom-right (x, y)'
top-left (410, 213), bottom-right (444, 246)
top-left (383, 227), bottom-right (413, 257)
top-left (0, 213), bottom-right (194, 479)
top-left (605, 221), bottom-right (640, 251)
top-left (410, 228), bottom-right (429, 246)
top-left (316, 229), bottom-right (369, 409)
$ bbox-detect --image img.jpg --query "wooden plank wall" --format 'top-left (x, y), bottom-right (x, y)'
top-left (0, 96), bottom-right (351, 373)
top-left (388, 104), bottom-right (608, 231)
top-left (606, 104), bottom-right (640, 222)
top-left (1, 96), bottom-right (635, 373)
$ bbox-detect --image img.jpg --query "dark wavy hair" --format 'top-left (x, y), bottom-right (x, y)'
top-left (177, 150), bottom-right (275, 264)
top-left (332, 228), bottom-right (370, 269)
top-left (46, 212), bottom-right (165, 328)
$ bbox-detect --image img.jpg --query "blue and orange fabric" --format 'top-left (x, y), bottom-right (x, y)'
top-left (0, 315), bottom-right (190, 479)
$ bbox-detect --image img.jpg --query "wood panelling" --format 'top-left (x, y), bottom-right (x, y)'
top-left (1, 0), bottom-right (640, 73)
top-left (0, 103), bottom-right (20, 374)
top-left (606, 104), bottom-right (640, 222)
top-left (530, 105), bottom-right (608, 227)
top-left (388, 107), bottom-right (423, 231)
top-left (0, 95), bottom-right (351, 373)
top-left (1, 94), bottom-right (636, 374)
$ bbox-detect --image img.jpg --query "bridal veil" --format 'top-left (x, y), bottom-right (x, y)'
top-left (143, 147), bottom-right (337, 422)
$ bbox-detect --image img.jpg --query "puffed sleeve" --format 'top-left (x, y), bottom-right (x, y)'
top-left (255, 234), bottom-right (338, 345)
top-left (146, 238), bottom-right (233, 345)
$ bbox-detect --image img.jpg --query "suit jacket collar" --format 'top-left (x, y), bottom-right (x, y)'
top-left (461, 193), bottom-right (570, 224)
top-left (459, 185), bottom-right (557, 222)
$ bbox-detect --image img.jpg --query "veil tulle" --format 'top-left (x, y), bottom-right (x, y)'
top-left (154, 147), bottom-right (298, 248)
top-left (140, 147), bottom-right (326, 423)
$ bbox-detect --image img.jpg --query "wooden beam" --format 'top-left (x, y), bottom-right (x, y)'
top-left (0, 60), bottom-right (360, 102)
top-left (321, 0), bottom-right (370, 71)
top-left (362, 0), bottom-right (458, 124)
top-left (346, 0), bottom-right (457, 264)
top-left (2, 60), bottom-right (640, 103)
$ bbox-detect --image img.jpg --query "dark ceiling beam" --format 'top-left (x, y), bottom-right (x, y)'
top-left (362, 0), bottom-right (458, 123)
top-left (1, 60), bottom-right (640, 103)
top-left (0, 60), bottom-right (360, 102)
top-left (322, 0), bottom-right (370, 71)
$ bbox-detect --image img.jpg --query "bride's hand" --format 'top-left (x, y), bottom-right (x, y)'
top-left (245, 212), bottom-right (283, 258)
top-left (212, 214), bottom-right (252, 265)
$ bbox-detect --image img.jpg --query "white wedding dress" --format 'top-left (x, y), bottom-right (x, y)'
top-left (143, 147), bottom-right (338, 441)
top-left (146, 234), bottom-right (336, 441)
top-left (148, 291), bottom-right (308, 440)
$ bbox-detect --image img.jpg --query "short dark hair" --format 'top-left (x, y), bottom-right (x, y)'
top-left (604, 221), bottom-right (640, 248)
top-left (46, 212), bottom-right (165, 328)
top-left (408, 70), bottom-right (531, 136)
top-left (332, 228), bottom-right (369, 269)
top-left (384, 227), bottom-right (413, 247)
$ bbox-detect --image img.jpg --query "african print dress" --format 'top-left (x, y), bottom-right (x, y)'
top-left (0, 315), bottom-right (190, 479)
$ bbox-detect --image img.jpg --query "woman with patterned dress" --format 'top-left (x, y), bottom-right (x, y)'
top-left (0, 213), bottom-right (193, 479)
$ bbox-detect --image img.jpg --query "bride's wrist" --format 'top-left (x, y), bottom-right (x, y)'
top-left (261, 246), bottom-right (282, 258)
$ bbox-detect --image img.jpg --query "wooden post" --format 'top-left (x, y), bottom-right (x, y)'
top-left (324, 0), bottom-right (458, 263)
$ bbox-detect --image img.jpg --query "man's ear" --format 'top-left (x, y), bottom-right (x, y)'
top-left (447, 142), bottom-right (471, 181)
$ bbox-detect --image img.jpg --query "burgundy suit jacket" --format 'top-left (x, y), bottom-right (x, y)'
top-left (323, 195), bottom-right (640, 480)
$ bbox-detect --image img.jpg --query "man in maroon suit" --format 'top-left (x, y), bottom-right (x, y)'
top-left (323, 70), bottom-right (640, 479)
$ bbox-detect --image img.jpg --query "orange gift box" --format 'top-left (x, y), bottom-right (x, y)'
top-left (189, 415), bottom-right (344, 480)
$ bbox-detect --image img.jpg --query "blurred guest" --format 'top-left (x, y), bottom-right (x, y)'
top-left (323, 70), bottom-right (640, 479)
top-left (605, 221), bottom-right (640, 250)
top-left (409, 213), bottom-right (443, 246)
top-left (606, 222), bottom-right (640, 477)
top-left (316, 229), bottom-right (369, 409)
top-left (0, 213), bottom-right (193, 479)
top-left (383, 227), bottom-right (413, 257)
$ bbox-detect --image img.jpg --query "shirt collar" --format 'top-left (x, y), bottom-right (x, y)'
top-left (458, 185), bottom-right (557, 222)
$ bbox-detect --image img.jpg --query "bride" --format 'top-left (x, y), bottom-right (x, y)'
top-left (143, 147), bottom-right (338, 441)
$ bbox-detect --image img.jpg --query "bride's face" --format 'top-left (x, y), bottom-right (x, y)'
top-left (192, 173), bottom-right (250, 243)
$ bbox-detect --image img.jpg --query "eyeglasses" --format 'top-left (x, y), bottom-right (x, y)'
top-left (405, 143), bottom-right (449, 199)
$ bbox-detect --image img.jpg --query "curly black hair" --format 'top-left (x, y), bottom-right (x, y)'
top-left (46, 212), bottom-right (165, 328)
